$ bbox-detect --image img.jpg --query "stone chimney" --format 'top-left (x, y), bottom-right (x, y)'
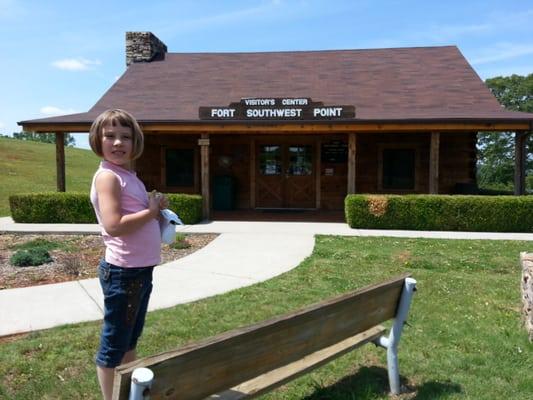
top-left (126, 32), bottom-right (167, 66)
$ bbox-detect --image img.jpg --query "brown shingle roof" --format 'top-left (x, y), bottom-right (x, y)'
top-left (20, 45), bottom-right (533, 126)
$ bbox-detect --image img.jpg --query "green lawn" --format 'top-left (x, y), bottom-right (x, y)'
top-left (1, 236), bottom-right (532, 399)
top-left (0, 137), bottom-right (99, 216)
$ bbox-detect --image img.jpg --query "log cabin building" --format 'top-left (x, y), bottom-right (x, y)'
top-left (20, 32), bottom-right (533, 220)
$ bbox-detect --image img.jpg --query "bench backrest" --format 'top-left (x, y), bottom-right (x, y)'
top-left (113, 273), bottom-right (410, 399)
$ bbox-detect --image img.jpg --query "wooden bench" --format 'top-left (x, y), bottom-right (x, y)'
top-left (113, 274), bottom-right (417, 400)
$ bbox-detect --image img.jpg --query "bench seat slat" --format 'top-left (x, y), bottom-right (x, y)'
top-left (113, 274), bottom-right (409, 400)
top-left (210, 325), bottom-right (386, 400)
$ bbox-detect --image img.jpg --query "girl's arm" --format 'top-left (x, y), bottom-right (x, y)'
top-left (95, 171), bottom-right (160, 237)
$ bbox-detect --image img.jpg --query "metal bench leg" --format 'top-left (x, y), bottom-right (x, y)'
top-left (374, 277), bottom-right (417, 395)
top-left (128, 367), bottom-right (154, 400)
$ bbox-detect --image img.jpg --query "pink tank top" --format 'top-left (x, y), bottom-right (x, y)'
top-left (90, 161), bottom-right (161, 268)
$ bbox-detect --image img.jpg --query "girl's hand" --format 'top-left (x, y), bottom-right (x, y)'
top-left (159, 194), bottom-right (169, 210)
top-left (148, 190), bottom-right (162, 217)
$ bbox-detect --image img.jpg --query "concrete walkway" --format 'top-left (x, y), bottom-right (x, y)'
top-left (179, 220), bottom-right (533, 240)
top-left (1, 217), bottom-right (532, 337)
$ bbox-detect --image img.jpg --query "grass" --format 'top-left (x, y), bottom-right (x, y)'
top-left (169, 233), bottom-right (191, 249)
top-left (0, 236), bottom-right (532, 399)
top-left (9, 238), bottom-right (63, 252)
top-left (0, 137), bottom-right (100, 216)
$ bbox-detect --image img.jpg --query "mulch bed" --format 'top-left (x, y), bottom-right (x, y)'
top-left (0, 233), bottom-right (218, 290)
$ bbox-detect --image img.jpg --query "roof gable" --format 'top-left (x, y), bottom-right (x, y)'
top-left (89, 46), bottom-right (502, 121)
top-left (20, 45), bottom-right (533, 126)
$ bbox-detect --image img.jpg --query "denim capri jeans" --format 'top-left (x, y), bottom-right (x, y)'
top-left (95, 260), bottom-right (154, 368)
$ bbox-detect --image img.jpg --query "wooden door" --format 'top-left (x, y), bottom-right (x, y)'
top-left (256, 142), bottom-right (315, 208)
top-left (285, 145), bottom-right (315, 208)
top-left (256, 144), bottom-right (284, 208)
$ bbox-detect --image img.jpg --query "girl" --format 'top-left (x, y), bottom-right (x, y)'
top-left (89, 109), bottom-right (167, 399)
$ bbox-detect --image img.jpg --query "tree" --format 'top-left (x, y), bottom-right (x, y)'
top-left (477, 131), bottom-right (515, 189)
top-left (485, 75), bottom-right (533, 113)
top-left (477, 74), bottom-right (533, 190)
top-left (12, 131), bottom-right (76, 147)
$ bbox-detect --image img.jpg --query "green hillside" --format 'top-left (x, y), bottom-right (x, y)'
top-left (0, 137), bottom-right (100, 216)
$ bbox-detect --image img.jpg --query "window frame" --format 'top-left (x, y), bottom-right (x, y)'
top-left (377, 144), bottom-right (421, 193)
top-left (161, 146), bottom-right (199, 193)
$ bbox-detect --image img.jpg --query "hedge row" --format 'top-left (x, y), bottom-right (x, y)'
top-left (166, 194), bottom-right (203, 225)
top-left (345, 194), bottom-right (533, 232)
top-left (9, 193), bottom-right (96, 223)
top-left (9, 192), bottom-right (203, 225)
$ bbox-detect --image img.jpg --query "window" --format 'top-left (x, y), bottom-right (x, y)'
top-left (259, 145), bottom-right (282, 175)
top-left (382, 148), bottom-right (415, 190)
top-left (165, 148), bottom-right (194, 187)
top-left (287, 145), bottom-right (312, 176)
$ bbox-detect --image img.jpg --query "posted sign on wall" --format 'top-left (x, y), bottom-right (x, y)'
top-left (199, 98), bottom-right (355, 120)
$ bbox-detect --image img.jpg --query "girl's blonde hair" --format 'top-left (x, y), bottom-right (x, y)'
top-left (89, 109), bottom-right (144, 160)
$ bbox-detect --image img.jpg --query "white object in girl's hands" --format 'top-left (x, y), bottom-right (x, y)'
top-left (159, 209), bottom-right (183, 244)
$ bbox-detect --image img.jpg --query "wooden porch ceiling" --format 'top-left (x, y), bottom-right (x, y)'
top-left (21, 120), bottom-right (532, 134)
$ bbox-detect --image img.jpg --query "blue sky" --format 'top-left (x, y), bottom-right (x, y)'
top-left (1, 0), bottom-right (532, 149)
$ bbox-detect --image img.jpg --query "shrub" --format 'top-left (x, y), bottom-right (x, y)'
top-left (166, 194), bottom-right (203, 224)
top-left (61, 255), bottom-right (84, 277)
top-left (10, 238), bottom-right (61, 251)
top-left (345, 194), bottom-right (533, 232)
top-left (9, 192), bottom-right (96, 223)
top-left (168, 233), bottom-right (191, 249)
top-left (10, 247), bottom-right (53, 267)
top-left (9, 192), bottom-right (203, 224)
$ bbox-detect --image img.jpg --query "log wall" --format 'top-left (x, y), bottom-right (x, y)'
top-left (439, 132), bottom-right (477, 193)
top-left (320, 134), bottom-right (348, 210)
top-left (356, 131), bottom-right (476, 194)
top-left (210, 135), bottom-right (251, 209)
top-left (136, 131), bottom-right (478, 210)
top-left (356, 132), bottom-right (429, 193)
top-left (137, 134), bottom-right (200, 194)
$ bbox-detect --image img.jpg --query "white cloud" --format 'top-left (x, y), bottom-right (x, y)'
top-left (40, 106), bottom-right (77, 116)
top-left (428, 22), bottom-right (492, 40)
top-left (0, 121), bottom-right (5, 129)
top-left (476, 65), bottom-right (533, 80)
top-left (416, 9), bottom-right (533, 43)
top-left (487, 8), bottom-right (533, 27)
top-left (51, 58), bottom-right (101, 71)
top-left (471, 43), bottom-right (533, 65)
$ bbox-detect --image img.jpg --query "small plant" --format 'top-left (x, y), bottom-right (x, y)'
top-left (169, 233), bottom-right (191, 250)
top-left (9, 238), bottom-right (60, 252)
top-left (61, 255), bottom-right (84, 277)
top-left (10, 247), bottom-right (53, 267)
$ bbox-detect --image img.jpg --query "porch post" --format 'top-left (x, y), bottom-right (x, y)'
top-left (347, 133), bottom-right (356, 194)
top-left (250, 138), bottom-right (256, 209)
top-left (55, 132), bottom-right (66, 192)
top-left (429, 132), bottom-right (440, 194)
top-left (199, 134), bottom-right (210, 219)
top-left (316, 136), bottom-right (321, 209)
top-left (514, 131), bottom-right (528, 195)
